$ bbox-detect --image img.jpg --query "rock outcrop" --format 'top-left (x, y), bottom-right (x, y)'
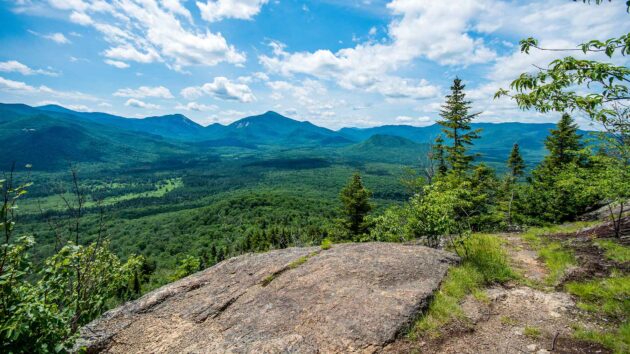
top-left (76, 242), bottom-right (458, 353)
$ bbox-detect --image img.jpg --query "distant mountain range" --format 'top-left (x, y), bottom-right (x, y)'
top-left (0, 103), bottom-right (587, 170)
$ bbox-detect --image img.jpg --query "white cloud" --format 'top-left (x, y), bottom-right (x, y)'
top-left (44, 32), bottom-right (71, 44)
top-left (237, 71), bottom-right (270, 83)
top-left (36, 100), bottom-right (90, 111)
top-left (48, 0), bottom-right (89, 12)
top-left (103, 45), bottom-right (160, 64)
top-left (395, 115), bottom-right (432, 126)
top-left (0, 60), bottom-right (58, 76)
top-left (124, 98), bottom-right (160, 109)
top-left (0, 76), bottom-right (37, 92)
top-left (197, 0), bottom-right (269, 22)
top-left (70, 11), bottom-right (92, 25)
top-left (161, 0), bottom-right (192, 21)
top-left (261, 43), bottom-right (441, 100)
top-left (0, 75), bottom-right (96, 101)
top-left (114, 86), bottom-right (174, 99)
top-left (175, 101), bottom-right (218, 112)
top-left (104, 59), bottom-right (130, 69)
top-left (259, 0), bottom-right (499, 100)
top-left (48, 0), bottom-right (246, 70)
top-left (181, 77), bottom-right (256, 103)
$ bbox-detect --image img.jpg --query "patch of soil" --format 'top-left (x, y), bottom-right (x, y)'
top-left (384, 286), bottom-right (610, 354)
top-left (553, 337), bottom-right (612, 354)
top-left (504, 233), bottom-right (548, 283)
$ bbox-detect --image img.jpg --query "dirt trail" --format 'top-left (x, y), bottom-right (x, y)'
top-left (503, 233), bottom-right (549, 284)
top-left (386, 233), bottom-right (610, 354)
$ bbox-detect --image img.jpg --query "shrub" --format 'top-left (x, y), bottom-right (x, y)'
top-left (320, 238), bottom-right (333, 250)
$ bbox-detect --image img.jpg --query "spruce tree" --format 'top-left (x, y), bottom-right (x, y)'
top-left (544, 113), bottom-right (583, 167)
top-left (339, 172), bottom-right (373, 238)
top-left (437, 78), bottom-right (481, 174)
top-left (507, 143), bottom-right (525, 179)
top-left (433, 135), bottom-right (448, 176)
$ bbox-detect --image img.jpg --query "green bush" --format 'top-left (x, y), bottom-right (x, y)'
top-left (0, 238), bottom-right (142, 353)
top-left (170, 255), bottom-right (201, 281)
top-left (320, 238), bottom-right (333, 250)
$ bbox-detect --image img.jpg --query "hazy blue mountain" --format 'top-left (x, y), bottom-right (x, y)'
top-left (0, 103), bottom-right (192, 170)
top-left (37, 104), bottom-right (207, 141)
top-left (340, 134), bottom-right (430, 164)
top-left (0, 103), bottom-right (594, 171)
top-left (338, 125), bottom-right (442, 142)
top-left (338, 122), bottom-right (587, 166)
top-left (223, 111), bottom-right (353, 146)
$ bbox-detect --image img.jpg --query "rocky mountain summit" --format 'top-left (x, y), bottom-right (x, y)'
top-left (76, 243), bottom-right (458, 353)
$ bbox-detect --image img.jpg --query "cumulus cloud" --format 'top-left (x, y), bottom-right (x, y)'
top-left (175, 101), bottom-right (218, 112)
top-left (395, 115), bottom-right (432, 126)
top-left (260, 43), bottom-right (441, 100)
top-left (114, 86), bottom-right (174, 99)
top-left (125, 98), bottom-right (160, 109)
top-left (70, 11), bottom-right (92, 25)
top-left (44, 32), bottom-right (71, 44)
top-left (181, 77), bottom-right (256, 103)
top-left (258, 0), bottom-right (500, 100)
top-left (0, 75), bottom-right (96, 101)
top-left (197, 0), bottom-right (269, 22)
top-left (48, 0), bottom-right (246, 70)
top-left (36, 100), bottom-right (90, 111)
top-left (104, 59), bottom-right (130, 68)
top-left (0, 60), bottom-right (59, 76)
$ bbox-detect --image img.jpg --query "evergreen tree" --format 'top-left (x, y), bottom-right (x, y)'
top-left (433, 135), bottom-right (448, 176)
top-left (437, 78), bottom-right (481, 173)
top-left (507, 143), bottom-right (526, 179)
top-left (544, 113), bottom-right (583, 167)
top-left (339, 172), bottom-right (373, 238)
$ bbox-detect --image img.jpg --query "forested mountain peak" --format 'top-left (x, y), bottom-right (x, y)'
top-left (229, 111), bottom-right (320, 130)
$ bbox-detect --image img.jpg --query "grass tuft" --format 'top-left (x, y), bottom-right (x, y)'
top-left (500, 316), bottom-right (518, 326)
top-left (595, 240), bottom-right (630, 263)
top-left (573, 322), bottom-right (630, 354)
top-left (565, 273), bottom-right (630, 320)
top-left (261, 274), bottom-right (275, 286)
top-left (524, 325), bottom-right (541, 338)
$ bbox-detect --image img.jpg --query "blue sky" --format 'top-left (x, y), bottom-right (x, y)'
top-left (0, 0), bottom-right (628, 129)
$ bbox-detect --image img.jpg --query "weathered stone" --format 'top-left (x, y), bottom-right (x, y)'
top-left (76, 242), bottom-right (458, 353)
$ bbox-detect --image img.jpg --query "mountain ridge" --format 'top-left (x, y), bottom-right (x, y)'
top-left (0, 102), bottom-right (587, 170)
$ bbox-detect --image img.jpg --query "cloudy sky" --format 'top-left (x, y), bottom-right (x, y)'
top-left (0, 0), bottom-right (628, 129)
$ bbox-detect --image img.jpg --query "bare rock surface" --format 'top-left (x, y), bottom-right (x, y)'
top-left (76, 242), bottom-right (458, 353)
